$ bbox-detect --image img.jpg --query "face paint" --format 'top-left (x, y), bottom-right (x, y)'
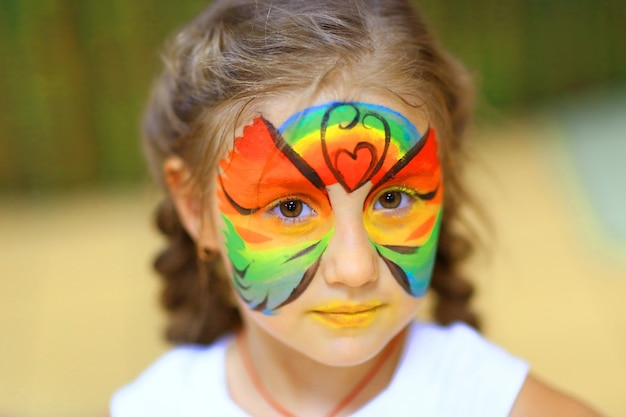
top-left (217, 117), bottom-right (333, 314)
top-left (363, 127), bottom-right (443, 296)
top-left (217, 102), bottom-right (443, 313)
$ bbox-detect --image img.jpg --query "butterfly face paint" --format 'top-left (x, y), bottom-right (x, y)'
top-left (217, 102), bottom-right (443, 314)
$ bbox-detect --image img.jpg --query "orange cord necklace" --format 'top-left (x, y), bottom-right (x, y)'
top-left (236, 332), bottom-right (402, 417)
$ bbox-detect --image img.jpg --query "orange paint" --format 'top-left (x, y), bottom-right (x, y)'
top-left (407, 214), bottom-right (436, 242)
top-left (218, 117), bottom-right (328, 213)
top-left (235, 226), bottom-right (273, 244)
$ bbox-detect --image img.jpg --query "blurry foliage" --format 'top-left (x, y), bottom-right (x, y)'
top-left (0, 0), bottom-right (208, 192)
top-left (419, 0), bottom-right (626, 111)
top-left (0, 0), bottom-right (625, 192)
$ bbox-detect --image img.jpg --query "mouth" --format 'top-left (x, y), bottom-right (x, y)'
top-left (310, 301), bottom-right (383, 328)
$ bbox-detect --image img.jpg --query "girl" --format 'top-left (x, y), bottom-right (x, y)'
top-left (112, 0), bottom-right (602, 415)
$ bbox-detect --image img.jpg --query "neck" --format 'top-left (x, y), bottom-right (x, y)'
top-left (228, 324), bottom-right (408, 417)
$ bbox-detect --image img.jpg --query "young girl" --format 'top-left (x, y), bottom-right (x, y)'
top-left (111, 1), bottom-right (602, 415)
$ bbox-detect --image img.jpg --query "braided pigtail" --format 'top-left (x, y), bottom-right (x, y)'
top-left (426, 45), bottom-right (481, 330)
top-left (431, 204), bottom-right (480, 330)
top-left (153, 198), bottom-right (241, 345)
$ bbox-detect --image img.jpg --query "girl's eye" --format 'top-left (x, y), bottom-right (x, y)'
top-left (280, 200), bottom-right (303, 217)
top-left (373, 190), bottom-right (414, 211)
top-left (269, 198), bottom-right (316, 222)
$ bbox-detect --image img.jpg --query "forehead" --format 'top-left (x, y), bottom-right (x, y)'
top-left (253, 90), bottom-right (430, 139)
top-left (278, 101), bottom-right (438, 192)
top-left (217, 97), bottom-right (440, 204)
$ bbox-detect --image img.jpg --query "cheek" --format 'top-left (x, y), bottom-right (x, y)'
top-left (218, 210), bottom-right (334, 314)
top-left (389, 290), bottom-right (424, 321)
top-left (364, 201), bottom-right (442, 247)
top-left (363, 202), bottom-right (443, 298)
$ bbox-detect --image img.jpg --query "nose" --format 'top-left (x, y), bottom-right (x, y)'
top-left (319, 185), bottom-right (379, 288)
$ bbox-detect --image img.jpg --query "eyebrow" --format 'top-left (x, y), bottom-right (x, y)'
top-left (218, 176), bottom-right (260, 215)
top-left (253, 174), bottom-right (328, 205)
top-left (270, 136), bottom-right (325, 190)
top-left (373, 127), bottom-right (431, 187)
top-left (220, 166), bottom-right (328, 214)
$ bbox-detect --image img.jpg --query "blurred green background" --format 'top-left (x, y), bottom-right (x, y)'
top-left (1, 0), bottom-right (625, 193)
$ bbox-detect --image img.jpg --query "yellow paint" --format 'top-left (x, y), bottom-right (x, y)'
top-left (310, 300), bottom-right (382, 329)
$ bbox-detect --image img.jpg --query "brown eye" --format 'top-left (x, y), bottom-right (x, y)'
top-left (279, 200), bottom-right (303, 217)
top-left (377, 191), bottom-right (402, 209)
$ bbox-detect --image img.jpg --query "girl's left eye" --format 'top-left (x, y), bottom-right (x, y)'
top-left (269, 198), bottom-right (316, 222)
top-left (373, 190), bottom-right (414, 211)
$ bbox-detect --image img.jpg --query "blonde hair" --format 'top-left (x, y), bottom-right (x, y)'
top-left (144, 0), bottom-right (478, 345)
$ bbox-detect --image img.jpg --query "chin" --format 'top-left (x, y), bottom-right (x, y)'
top-left (296, 327), bottom-right (398, 367)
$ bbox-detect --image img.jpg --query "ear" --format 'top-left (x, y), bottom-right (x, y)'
top-left (163, 157), bottom-right (205, 242)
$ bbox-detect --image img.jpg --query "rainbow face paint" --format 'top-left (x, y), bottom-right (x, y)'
top-left (217, 102), bottom-right (443, 313)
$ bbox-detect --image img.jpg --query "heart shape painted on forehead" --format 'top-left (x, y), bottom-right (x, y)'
top-left (333, 142), bottom-right (378, 192)
top-left (319, 103), bottom-right (391, 193)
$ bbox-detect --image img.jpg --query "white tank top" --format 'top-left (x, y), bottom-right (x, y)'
top-left (111, 322), bottom-right (529, 417)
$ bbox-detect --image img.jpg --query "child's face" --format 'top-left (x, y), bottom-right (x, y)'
top-left (210, 95), bottom-right (442, 364)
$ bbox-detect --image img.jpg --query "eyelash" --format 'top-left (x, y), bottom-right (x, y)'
top-left (371, 186), bottom-right (421, 212)
top-left (262, 184), bottom-right (431, 224)
top-left (266, 196), bottom-right (317, 224)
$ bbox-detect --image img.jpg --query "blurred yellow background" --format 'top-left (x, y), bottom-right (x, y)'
top-left (1, 0), bottom-right (625, 416)
top-left (2, 103), bottom-right (625, 416)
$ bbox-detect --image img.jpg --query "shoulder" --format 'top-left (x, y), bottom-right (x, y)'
top-left (510, 374), bottom-right (604, 417)
top-left (407, 323), bottom-right (603, 417)
top-left (110, 338), bottom-right (232, 417)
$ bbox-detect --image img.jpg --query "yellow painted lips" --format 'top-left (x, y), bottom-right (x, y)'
top-left (310, 300), bottom-right (383, 329)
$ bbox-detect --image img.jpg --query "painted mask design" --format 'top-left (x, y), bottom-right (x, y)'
top-left (217, 102), bottom-right (443, 313)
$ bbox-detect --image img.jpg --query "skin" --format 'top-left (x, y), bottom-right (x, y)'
top-left (165, 90), bottom-right (604, 417)
top-left (512, 376), bottom-right (603, 417)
